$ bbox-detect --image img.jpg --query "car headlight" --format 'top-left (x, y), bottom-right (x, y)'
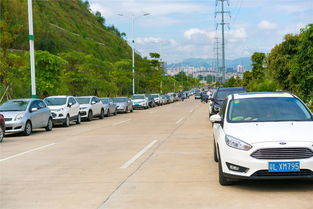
top-left (80, 107), bottom-right (87, 110)
top-left (225, 135), bottom-right (252, 151)
top-left (15, 114), bottom-right (24, 121)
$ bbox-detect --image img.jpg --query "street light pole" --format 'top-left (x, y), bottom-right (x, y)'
top-left (119, 13), bottom-right (150, 95)
top-left (28, 0), bottom-right (36, 98)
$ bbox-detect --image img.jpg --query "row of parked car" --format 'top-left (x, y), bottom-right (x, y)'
top-left (0, 93), bottom-right (183, 142)
top-left (206, 87), bottom-right (313, 185)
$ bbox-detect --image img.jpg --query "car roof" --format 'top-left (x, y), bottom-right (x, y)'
top-left (75, 96), bottom-right (94, 98)
top-left (45, 95), bottom-right (71, 98)
top-left (231, 92), bottom-right (293, 100)
top-left (10, 98), bottom-right (41, 102)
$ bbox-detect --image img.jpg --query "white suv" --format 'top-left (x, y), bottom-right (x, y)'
top-left (210, 92), bottom-right (313, 185)
top-left (75, 96), bottom-right (104, 121)
top-left (44, 96), bottom-right (81, 127)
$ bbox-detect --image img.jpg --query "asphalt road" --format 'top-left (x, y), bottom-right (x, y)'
top-left (0, 98), bottom-right (312, 209)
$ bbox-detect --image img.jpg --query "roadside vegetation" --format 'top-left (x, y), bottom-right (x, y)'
top-left (0, 0), bottom-right (200, 101)
top-left (223, 24), bottom-right (313, 109)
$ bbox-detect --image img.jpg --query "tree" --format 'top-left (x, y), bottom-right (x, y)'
top-left (95, 11), bottom-right (105, 25)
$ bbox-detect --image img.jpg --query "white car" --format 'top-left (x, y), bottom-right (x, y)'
top-left (210, 92), bottom-right (313, 185)
top-left (132, 94), bottom-right (149, 109)
top-left (151, 94), bottom-right (162, 106)
top-left (75, 96), bottom-right (104, 121)
top-left (44, 96), bottom-right (81, 127)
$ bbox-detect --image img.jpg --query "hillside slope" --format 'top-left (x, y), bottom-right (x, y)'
top-left (1, 0), bottom-right (131, 62)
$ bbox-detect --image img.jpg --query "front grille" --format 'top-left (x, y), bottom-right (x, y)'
top-left (4, 118), bottom-right (12, 121)
top-left (251, 148), bottom-right (313, 160)
top-left (51, 113), bottom-right (57, 118)
top-left (252, 169), bottom-right (313, 177)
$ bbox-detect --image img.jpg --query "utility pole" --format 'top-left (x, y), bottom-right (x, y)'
top-left (28, 0), bottom-right (36, 98)
top-left (215, 0), bottom-right (230, 83)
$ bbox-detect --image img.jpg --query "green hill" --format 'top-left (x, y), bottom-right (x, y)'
top-left (1, 0), bottom-right (131, 61)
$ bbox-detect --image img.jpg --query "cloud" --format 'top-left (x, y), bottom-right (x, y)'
top-left (258, 20), bottom-right (277, 30)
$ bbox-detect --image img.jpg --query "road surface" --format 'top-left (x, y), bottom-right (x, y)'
top-left (0, 98), bottom-right (312, 209)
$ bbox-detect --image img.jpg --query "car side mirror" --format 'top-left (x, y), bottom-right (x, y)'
top-left (210, 114), bottom-right (222, 124)
top-left (31, 107), bottom-right (38, 112)
top-left (91, 101), bottom-right (96, 105)
top-left (68, 103), bottom-right (73, 107)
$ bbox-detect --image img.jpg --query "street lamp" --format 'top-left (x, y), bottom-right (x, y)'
top-left (28, 0), bottom-right (36, 98)
top-left (118, 13), bottom-right (150, 95)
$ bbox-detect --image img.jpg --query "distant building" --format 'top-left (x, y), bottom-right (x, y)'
top-left (237, 65), bottom-right (245, 73)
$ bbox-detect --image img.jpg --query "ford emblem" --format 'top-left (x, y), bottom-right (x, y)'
top-left (279, 142), bottom-right (287, 145)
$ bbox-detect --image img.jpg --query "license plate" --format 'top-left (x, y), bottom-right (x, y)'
top-left (134, 104), bottom-right (140, 106)
top-left (268, 162), bottom-right (300, 172)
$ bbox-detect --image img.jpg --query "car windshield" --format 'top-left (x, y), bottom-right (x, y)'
top-left (145, 95), bottom-right (152, 99)
top-left (100, 98), bottom-right (109, 104)
top-left (113, 98), bottom-right (127, 103)
top-left (76, 98), bottom-right (91, 104)
top-left (132, 95), bottom-right (145, 99)
top-left (227, 97), bottom-right (312, 122)
top-left (0, 101), bottom-right (29, 112)
top-left (217, 89), bottom-right (245, 101)
top-left (44, 98), bottom-right (66, 106)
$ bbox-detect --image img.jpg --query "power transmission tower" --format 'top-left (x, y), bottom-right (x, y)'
top-left (215, 0), bottom-right (231, 83)
top-left (213, 37), bottom-right (220, 82)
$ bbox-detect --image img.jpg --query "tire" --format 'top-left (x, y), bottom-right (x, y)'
top-left (214, 139), bottom-right (218, 163)
top-left (0, 126), bottom-right (4, 142)
top-left (87, 110), bottom-right (93, 121)
top-left (218, 148), bottom-right (233, 186)
top-left (46, 118), bottom-right (53, 131)
top-left (99, 109), bottom-right (105, 119)
top-left (130, 107), bottom-right (133, 113)
top-left (76, 114), bottom-right (81, 124)
top-left (107, 109), bottom-right (110, 117)
top-left (114, 109), bottom-right (117, 116)
top-left (63, 115), bottom-right (70, 127)
top-left (23, 121), bottom-right (32, 136)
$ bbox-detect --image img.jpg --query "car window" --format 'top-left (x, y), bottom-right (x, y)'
top-left (69, 97), bottom-right (76, 105)
top-left (220, 99), bottom-right (228, 120)
top-left (29, 101), bottom-right (40, 110)
top-left (38, 101), bottom-right (46, 109)
top-left (91, 97), bottom-right (97, 103)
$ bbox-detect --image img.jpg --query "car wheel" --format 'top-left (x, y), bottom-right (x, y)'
top-left (130, 107), bottom-right (133, 113)
top-left (99, 109), bottom-right (105, 119)
top-left (107, 109), bottom-right (110, 117)
top-left (46, 117), bottom-right (53, 131)
top-left (114, 109), bottom-right (117, 115)
top-left (76, 114), bottom-right (81, 124)
top-left (23, 121), bottom-right (32, 136)
top-left (218, 148), bottom-right (233, 186)
top-left (87, 110), bottom-right (93, 121)
top-left (213, 139), bottom-right (218, 163)
top-left (63, 115), bottom-right (70, 127)
top-left (0, 126), bottom-right (4, 142)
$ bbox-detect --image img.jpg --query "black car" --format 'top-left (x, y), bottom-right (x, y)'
top-left (145, 94), bottom-right (156, 108)
top-left (209, 87), bottom-right (246, 116)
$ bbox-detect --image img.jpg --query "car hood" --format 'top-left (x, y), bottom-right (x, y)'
top-left (48, 105), bottom-right (65, 111)
top-left (115, 102), bottom-right (127, 106)
top-left (80, 104), bottom-right (91, 108)
top-left (132, 99), bottom-right (145, 103)
top-left (225, 121), bottom-right (313, 144)
top-left (0, 111), bottom-right (25, 119)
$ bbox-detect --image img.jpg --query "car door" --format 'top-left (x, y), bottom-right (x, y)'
top-left (109, 98), bottom-right (114, 113)
top-left (28, 101), bottom-right (41, 128)
top-left (95, 97), bottom-right (102, 115)
top-left (128, 99), bottom-right (132, 109)
top-left (70, 97), bottom-right (80, 118)
top-left (213, 99), bottom-right (228, 149)
top-left (90, 97), bottom-right (98, 115)
top-left (38, 100), bottom-right (50, 127)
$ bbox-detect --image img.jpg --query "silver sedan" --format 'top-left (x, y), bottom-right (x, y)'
top-left (0, 99), bottom-right (53, 136)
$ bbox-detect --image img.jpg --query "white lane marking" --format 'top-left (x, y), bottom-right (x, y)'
top-left (0, 143), bottom-right (56, 162)
top-left (113, 119), bottom-right (131, 126)
top-left (176, 117), bottom-right (184, 124)
top-left (120, 140), bottom-right (158, 169)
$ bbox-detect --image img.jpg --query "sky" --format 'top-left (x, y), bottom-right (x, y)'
top-left (89, 0), bottom-right (313, 64)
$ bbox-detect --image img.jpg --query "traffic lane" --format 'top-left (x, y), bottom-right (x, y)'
top-left (0, 99), bottom-right (197, 209)
top-left (98, 101), bottom-right (313, 209)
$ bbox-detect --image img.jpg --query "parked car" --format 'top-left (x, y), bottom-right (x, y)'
top-left (151, 94), bottom-right (162, 106)
top-left (44, 96), bottom-right (81, 127)
top-left (210, 92), bottom-right (313, 185)
top-left (195, 92), bottom-right (202, 99)
top-left (0, 114), bottom-right (5, 142)
top-left (113, 97), bottom-right (133, 113)
top-left (100, 97), bottom-right (117, 116)
top-left (166, 93), bottom-right (175, 103)
top-left (160, 95), bottom-right (168, 105)
top-left (75, 96), bottom-right (104, 121)
top-left (209, 87), bottom-right (246, 116)
top-left (145, 94), bottom-right (156, 108)
top-left (0, 99), bottom-right (53, 136)
top-left (132, 94), bottom-right (149, 109)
